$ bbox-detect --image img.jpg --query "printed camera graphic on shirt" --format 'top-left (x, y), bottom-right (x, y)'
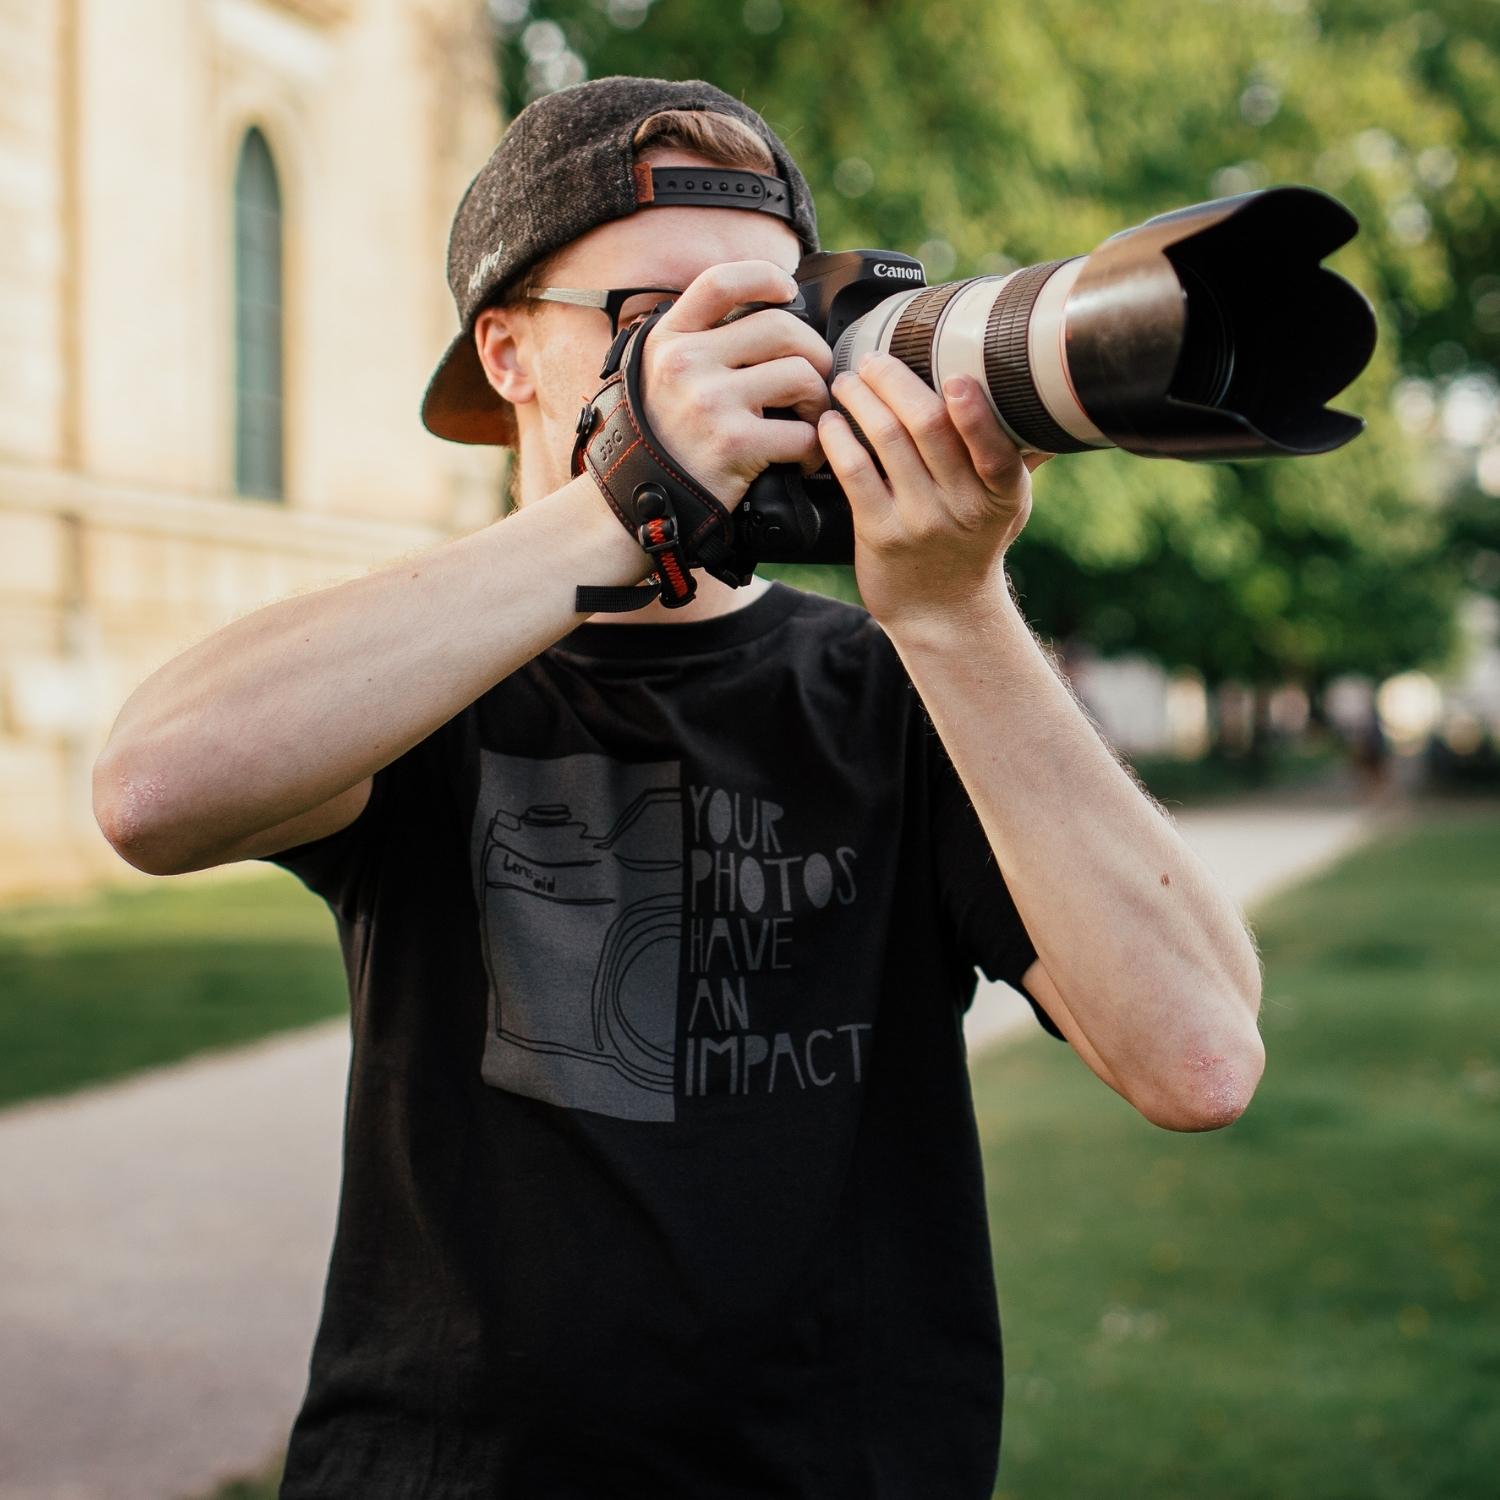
top-left (475, 760), bottom-right (684, 1122)
top-left (483, 797), bottom-right (679, 904)
top-left (726, 185), bottom-right (1377, 569)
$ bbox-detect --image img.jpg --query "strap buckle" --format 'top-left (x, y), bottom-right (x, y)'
top-left (633, 491), bottom-right (695, 607)
top-left (637, 511), bottom-right (678, 555)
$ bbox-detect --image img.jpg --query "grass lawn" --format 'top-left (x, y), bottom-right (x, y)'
top-left (204, 1458), bottom-right (282, 1500)
top-left (976, 801), bottom-right (1500, 1499)
top-left (0, 869), bottom-right (346, 1108)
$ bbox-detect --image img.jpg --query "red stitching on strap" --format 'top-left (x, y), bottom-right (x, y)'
top-left (584, 322), bottom-right (731, 575)
top-left (602, 435), bottom-right (642, 483)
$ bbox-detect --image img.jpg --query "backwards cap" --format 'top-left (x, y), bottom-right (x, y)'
top-left (421, 74), bottom-right (820, 447)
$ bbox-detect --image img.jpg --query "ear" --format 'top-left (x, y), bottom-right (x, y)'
top-left (474, 304), bottom-right (536, 409)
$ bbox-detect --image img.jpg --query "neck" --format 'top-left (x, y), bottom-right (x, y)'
top-left (513, 444), bottom-right (772, 624)
top-left (602, 571), bottom-right (773, 624)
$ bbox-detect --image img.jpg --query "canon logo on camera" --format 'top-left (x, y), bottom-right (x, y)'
top-left (873, 263), bottom-right (923, 280)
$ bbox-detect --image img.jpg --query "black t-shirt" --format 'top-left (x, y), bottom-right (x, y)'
top-left (259, 579), bottom-right (1062, 1500)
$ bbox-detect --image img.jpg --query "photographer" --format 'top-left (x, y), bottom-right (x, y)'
top-left (92, 76), bottom-right (1264, 1499)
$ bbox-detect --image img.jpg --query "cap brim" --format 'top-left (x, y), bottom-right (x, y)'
top-left (421, 327), bottom-right (517, 447)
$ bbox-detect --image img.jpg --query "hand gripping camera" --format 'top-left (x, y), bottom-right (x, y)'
top-left (571, 184), bottom-right (1377, 612)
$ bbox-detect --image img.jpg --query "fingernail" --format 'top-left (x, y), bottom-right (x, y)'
top-left (857, 351), bottom-right (878, 373)
top-left (943, 377), bottom-right (970, 400)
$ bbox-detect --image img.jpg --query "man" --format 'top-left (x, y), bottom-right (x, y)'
top-left (93, 76), bottom-right (1264, 1498)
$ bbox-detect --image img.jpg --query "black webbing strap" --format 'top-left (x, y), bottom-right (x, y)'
top-left (633, 164), bottom-right (796, 224)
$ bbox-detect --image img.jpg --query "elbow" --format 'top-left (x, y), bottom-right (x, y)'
top-left (93, 749), bottom-right (183, 876)
top-left (1138, 1018), bottom-right (1266, 1133)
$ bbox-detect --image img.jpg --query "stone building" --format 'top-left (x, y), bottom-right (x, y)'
top-left (0, 0), bottom-right (504, 898)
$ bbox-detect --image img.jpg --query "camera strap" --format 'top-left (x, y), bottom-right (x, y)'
top-left (570, 306), bottom-right (753, 614)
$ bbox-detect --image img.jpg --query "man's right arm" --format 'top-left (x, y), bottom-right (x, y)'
top-left (92, 473), bottom-right (651, 876)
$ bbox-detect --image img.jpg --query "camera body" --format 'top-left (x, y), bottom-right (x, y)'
top-left (730, 249), bottom-right (926, 569)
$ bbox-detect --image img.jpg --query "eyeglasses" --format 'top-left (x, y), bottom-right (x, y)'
top-left (522, 285), bottom-right (684, 337)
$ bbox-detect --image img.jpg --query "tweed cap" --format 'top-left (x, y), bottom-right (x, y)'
top-left (421, 75), bottom-right (821, 447)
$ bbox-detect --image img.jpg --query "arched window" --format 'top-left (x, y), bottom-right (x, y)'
top-left (233, 128), bottom-right (284, 499)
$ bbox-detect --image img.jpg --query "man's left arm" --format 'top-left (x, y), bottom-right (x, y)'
top-left (817, 351), bottom-right (1265, 1134)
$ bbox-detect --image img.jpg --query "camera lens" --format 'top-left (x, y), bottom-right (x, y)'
top-left (826, 184), bottom-right (1374, 463)
top-left (888, 281), bottom-right (972, 387)
top-left (1168, 261), bottom-right (1235, 408)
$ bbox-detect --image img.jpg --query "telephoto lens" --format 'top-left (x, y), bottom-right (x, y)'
top-left (825, 184), bottom-right (1377, 462)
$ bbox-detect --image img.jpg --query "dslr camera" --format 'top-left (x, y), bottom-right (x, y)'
top-left (728, 183), bottom-right (1377, 568)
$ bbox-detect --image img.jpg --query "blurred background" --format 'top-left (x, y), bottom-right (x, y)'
top-left (0, 1), bottom-right (1495, 1497)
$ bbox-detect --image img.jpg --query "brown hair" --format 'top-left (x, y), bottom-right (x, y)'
top-left (492, 109), bottom-right (778, 508)
top-left (631, 107), bottom-right (776, 173)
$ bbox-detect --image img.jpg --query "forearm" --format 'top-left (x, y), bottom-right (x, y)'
top-left (883, 577), bottom-right (1264, 1120)
top-left (94, 474), bottom-right (649, 867)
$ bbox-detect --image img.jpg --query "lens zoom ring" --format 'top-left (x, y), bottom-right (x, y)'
top-left (888, 280), bottom-right (973, 388)
top-left (983, 258), bottom-right (1091, 455)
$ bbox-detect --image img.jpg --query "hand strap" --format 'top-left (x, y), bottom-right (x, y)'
top-left (571, 306), bottom-right (755, 613)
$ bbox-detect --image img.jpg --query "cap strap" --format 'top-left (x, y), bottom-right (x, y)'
top-left (635, 166), bottom-right (795, 224)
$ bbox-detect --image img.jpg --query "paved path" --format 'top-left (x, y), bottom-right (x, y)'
top-left (0, 1027), bottom-right (347, 1500)
top-left (0, 793), bottom-right (1388, 1500)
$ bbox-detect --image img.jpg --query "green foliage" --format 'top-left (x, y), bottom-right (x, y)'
top-left (1009, 455), bottom-right (1463, 686)
top-left (1446, 483), bottom-right (1500, 602)
top-left (975, 803), bottom-right (1500, 1497)
top-left (495, 0), bottom-right (1493, 684)
top-left (1127, 741), bottom-right (1339, 804)
top-left (755, 558), bottom-right (861, 604)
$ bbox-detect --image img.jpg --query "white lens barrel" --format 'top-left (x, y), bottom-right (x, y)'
top-left (833, 260), bottom-right (1110, 454)
top-left (831, 287), bottom-right (923, 374)
top-left (1018, 258), bottom-right (1109, 448)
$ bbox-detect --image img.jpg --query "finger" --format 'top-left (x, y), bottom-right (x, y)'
top-left (1022, 451), bottom-right (1055, 472)
top-left (941, 375), bottom-right (1029, 492)
top-left (657, 260), bottom-right (799, 336)
top-left (856, 351), bottom-right (971, 488)
top-left (829, 369), bottom-right (931, 492)
top-left (816, 408), bottom-right (898, 533)
top-left (706, 307), bottom-right (835, 380)
top-left (742, 415), bottom-right (823, 473)
top-left (734, 356), bottom-right (831, 426)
